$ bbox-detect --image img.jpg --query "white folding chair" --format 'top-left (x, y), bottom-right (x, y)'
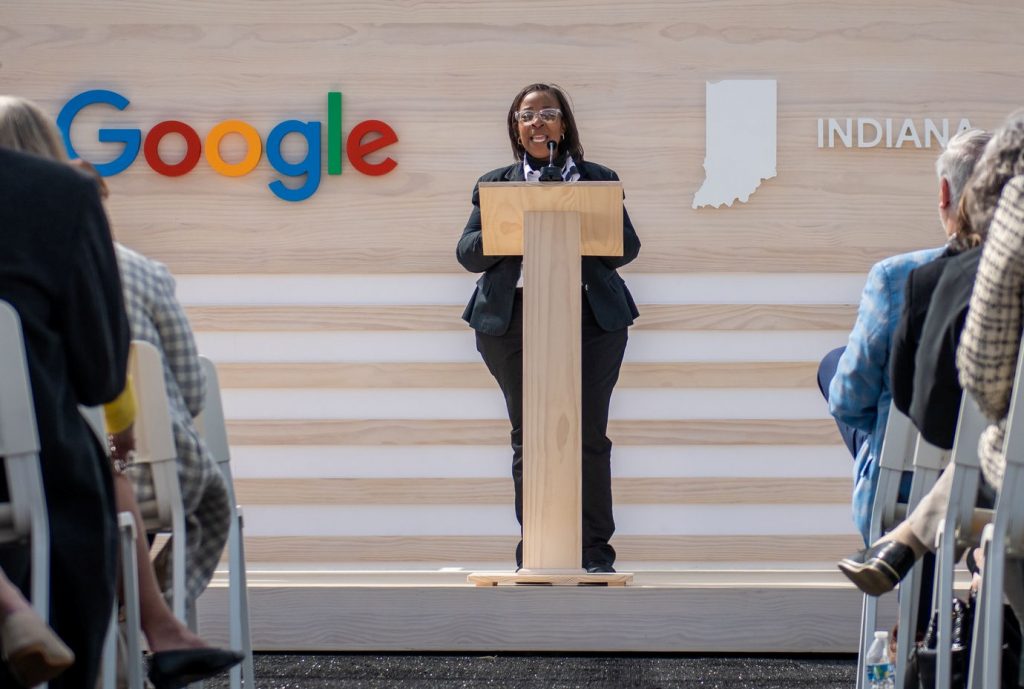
top-left (857, 403), bottom-right (917, 689)
top-left (195, 356), bottom-right (255, 689)
top-left (102, 341), bottom-right (191, 688)
top-left (131, 340), bottom-right (189, 623)
top-left (893, 434), bottom-right (949, 689)
top-left (929, 393), bottom-right (988, 689)
top-left (967, 342), bottom-right (1024, 689)
top-left (87, 397), bottom-right (146, 689)
top-left (100, 511), bottom-right (147, 689)
top-left (0, 300), bottom-right (50, 623)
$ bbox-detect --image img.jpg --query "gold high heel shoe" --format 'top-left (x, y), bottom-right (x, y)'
top-left (1, 610), bottom-right (75, 687)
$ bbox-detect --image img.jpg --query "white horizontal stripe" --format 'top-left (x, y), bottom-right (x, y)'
top-left (177, 274), bottom-right (477, 306)
top-left (230, 445), bottom-right (851, 479)
top-left (220, 388), bottom-right (832, 421)
top-left (626, 274), bottom-right (865, 305)
top-left (176, 273), bottom-right (866, 306)
top-left (242, 504), bottom-right (857, 537)
top-left (197, 331), bottom-right (849, 363)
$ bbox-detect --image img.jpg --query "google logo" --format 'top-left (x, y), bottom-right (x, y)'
top-left (57, 89), bottom-right (398, 202)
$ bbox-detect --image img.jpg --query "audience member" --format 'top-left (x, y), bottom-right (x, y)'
top-left (837, 110), bottom-right (1024, 595)
top-left (889, 129), bottom-right (992, 441)
top-left (0, 99), bottom-right (130, 688)
top-left (818, 130), bottom-right (982, 543)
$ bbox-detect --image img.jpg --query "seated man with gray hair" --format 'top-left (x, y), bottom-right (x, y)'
top-left (818, 127), bottom-right (991, 545)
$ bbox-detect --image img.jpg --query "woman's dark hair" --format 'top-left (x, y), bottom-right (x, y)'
top-left (506, 83), bottom-right (584, 162)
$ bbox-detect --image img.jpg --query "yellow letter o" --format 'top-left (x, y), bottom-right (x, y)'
top-left (205, 120), bottom-right (263, 176)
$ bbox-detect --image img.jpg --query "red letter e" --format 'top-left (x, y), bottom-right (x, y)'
top-left (346, 120), bottom-right (398, 176)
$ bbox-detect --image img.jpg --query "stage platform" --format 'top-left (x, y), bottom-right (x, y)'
top-left (193, 564), bottom-right (940, 654)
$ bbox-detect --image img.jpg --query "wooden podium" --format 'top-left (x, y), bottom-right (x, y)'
top-left (467, 181), bottom-right (633, 586)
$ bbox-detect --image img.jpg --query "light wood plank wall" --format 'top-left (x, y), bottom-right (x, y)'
top-left (6, 0), bottom-right (1024, 567)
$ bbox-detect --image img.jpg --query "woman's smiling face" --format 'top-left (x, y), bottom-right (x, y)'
top-left (515, 90), bottom-right (565, 160)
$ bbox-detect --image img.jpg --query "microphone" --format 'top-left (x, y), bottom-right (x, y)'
top-left (538, 140), bottom-right (562, 182)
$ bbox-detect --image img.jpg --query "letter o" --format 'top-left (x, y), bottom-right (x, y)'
top-left (143, 121), bottom-right (202, 177)
top-left (204, 120), bottom-right (263, 177)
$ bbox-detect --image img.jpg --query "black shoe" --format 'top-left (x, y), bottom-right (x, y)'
top-left (148, 648), bottom-right (245, 689)
top-left (585, 561), bottom-right (616, 574)
top-left (837, 541), bottom-right (915, 596)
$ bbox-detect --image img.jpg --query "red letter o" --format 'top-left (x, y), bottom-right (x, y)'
top-left (143, 121), bottom-right (202, 177)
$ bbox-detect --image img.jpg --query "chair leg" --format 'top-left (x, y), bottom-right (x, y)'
top-left (967, 526), bottom-right (994, 689)
top-left (856, 592), bottom-right (878, 689)
top-left (896, 559), bottom-right (924, 689)
top-left (101, 604), bottom-right (119, 689)
top-left (19, 454), bottom-right (50, 622)
top-left (119, 512), bottom-right (145, 689)
top-left (187, 598), bottom-right (204, 689)
top-left (934, 519), bottom-right (957, 689)
top-left (983, 523), bottom-right (1008, 689)
top-left (231, 507), bottom-right (255, 688)
top-left (170, 488), bottom-right (188, 622)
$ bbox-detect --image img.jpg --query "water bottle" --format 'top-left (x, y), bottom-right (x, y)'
top-left (865, 630), bottom-right (894, 689)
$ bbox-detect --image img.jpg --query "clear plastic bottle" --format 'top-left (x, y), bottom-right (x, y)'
top-left (865, 630), bottom-right (894, 689)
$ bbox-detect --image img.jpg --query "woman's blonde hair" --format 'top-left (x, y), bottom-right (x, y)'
top-left (0, 95), bottom-right (67, 161)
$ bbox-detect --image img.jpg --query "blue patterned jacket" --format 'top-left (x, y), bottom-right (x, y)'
top-left (830, 246), bottom-right (945, 542)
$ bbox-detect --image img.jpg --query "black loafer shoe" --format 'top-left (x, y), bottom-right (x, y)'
top-left (585, 561), bottom-right (616, 574)
top-left (148, 647), bottom-right (245, 689)
top-left (837, 541), bottom-right (915, 596)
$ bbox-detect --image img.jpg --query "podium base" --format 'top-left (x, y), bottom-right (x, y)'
top-left (467, 571), bottom-right (633, 587)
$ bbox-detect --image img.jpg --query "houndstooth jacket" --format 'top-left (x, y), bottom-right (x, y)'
top-left (116, 243), bottom-right (230, 604)
top-left (957, 176), bottom-right (1024, 491)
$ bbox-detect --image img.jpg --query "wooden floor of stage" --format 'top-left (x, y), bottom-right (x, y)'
top-left (192, 563), bottom-right (946, 654)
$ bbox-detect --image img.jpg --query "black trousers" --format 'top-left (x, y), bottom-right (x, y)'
top-left (476, 289), bottom-right (627, 568)
top-left (0, 438), bottom-right (117, 689)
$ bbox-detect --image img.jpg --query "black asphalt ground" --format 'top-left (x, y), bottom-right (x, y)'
top-left (203, 652), bottom-right (858, 688)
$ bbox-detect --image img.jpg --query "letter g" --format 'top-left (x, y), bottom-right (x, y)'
top-left (57, 89), bottom-right (141, 176)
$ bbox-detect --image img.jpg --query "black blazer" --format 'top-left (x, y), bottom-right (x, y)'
top-left (0, 147), bottom-right (130, 476)
top-left (909, 247), bottom-right (982, 449)
top-left (456, 160), bottom-right (641, 336)
top-left (890, 247), bottom-right (956, 419)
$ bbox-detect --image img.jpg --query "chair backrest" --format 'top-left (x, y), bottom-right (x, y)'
top-left (872, 403), bottom-right (917, 535)
top-left (0, 300), bottom-right (43, 541)
top-left (130, 341), bottom-right (176, 465)
top-left (195, 356), bottom-right (229, 467)
top-left (194, 356), bottom-right (238, 504)
top-left (0, 301), bottom-right (40, 458)
top-left (950, 393), bottom-right (986, 471)
top-left (947, 392), bottom-right (987, 543)
top-left (129, 340), bottom-right (179, 528)
top-left (904, 433), bottom-right (950, 515)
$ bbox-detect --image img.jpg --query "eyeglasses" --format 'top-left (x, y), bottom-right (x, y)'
top-left (515, 108), bottom-right (562, 124)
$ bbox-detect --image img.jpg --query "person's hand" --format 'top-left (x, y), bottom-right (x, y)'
top-left (107, 425), bottom-right (137, 472)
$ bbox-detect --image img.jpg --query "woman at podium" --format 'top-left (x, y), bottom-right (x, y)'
top-left (456, 83), bottom-right (641, 572)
